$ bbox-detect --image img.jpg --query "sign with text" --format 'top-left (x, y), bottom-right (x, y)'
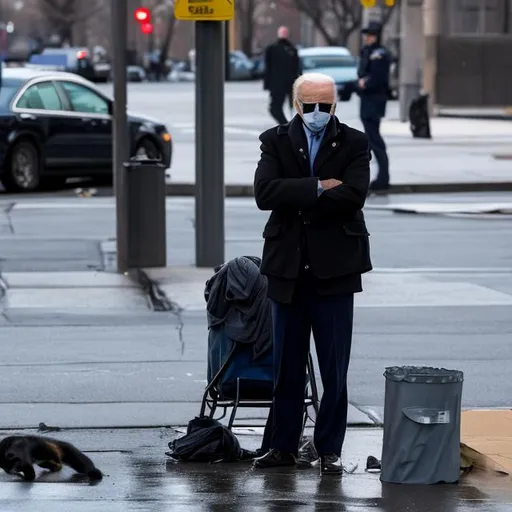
top-left (175, 0), bottom-right (234, 21)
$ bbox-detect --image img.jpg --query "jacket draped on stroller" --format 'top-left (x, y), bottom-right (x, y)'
top-left (203, 256), bottom-right (274, 404)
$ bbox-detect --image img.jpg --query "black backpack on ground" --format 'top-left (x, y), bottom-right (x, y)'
top-left (166, 417), bottom-right (256, 463)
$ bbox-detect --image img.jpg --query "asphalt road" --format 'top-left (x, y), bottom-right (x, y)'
top-left (0, 192), bottom-right (511, 425)
top-left (0, 194), bottom-right (511, 508)
top-left (0, 80), bottom-right (510, 198)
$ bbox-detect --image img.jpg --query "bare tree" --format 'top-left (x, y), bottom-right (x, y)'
top-left (153, 1), bottom-right (177, 69)
top-left (236, 0), bottom-right (277, 56)
top-left (35, 0), bottom-right (105, 45)
top-left (236, 0), bottom-right (258, 57)
top-left (279, 0), bottom-right (396, 46)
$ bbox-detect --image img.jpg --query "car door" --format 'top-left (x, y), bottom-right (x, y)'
top-left (13, 80), bottom-right (74, 169)
top-left (55, 80), bottom-right (112, 168)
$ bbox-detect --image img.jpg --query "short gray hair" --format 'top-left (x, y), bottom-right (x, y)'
top-left (292, 73), bottom-right (336, 104)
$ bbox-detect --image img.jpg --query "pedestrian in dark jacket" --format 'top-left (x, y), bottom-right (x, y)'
top-left (263, 26), bottom-right (302, 125)
top-left (252, 72), bottom-right (372, 476)
top-left (357, 21), bottom-right (391, 193)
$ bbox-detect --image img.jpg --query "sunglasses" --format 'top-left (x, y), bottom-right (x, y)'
top-left (301, 102), bottom-right (333, 114)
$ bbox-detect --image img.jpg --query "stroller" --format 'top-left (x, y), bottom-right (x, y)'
top-left (199, 256), bottom-right (320, 447)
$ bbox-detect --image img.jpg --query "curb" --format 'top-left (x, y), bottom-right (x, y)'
top-left (82, 181), bottom-right (512, 198)
top-left (438, 113), bottom-right (512, 122)
top-left (128, 268), bottom-right (176, 312)
top-left (164, 181), bottom-right (512, 197)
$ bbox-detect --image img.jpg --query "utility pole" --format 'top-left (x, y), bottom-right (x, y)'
top-left (194, 21), bottom-right (225, 267)
top-left (175, 0), bottom-right (231, 268)
top-left (422, 0), bottom-right (439, 116)
top-left (111, 0), bottom-right (130, 273)
top-left (398, 0), bottom-right (424, 121)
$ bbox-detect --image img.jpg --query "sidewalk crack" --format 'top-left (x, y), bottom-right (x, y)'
top-left (3, 202), bottom-right (15, 234)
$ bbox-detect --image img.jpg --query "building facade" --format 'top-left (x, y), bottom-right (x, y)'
top-left (435, 0), bottom-right (512, 107)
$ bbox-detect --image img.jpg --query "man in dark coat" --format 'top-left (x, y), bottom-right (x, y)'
top-left (263, 26), bottom-right (302, 125)
top-left (357, 21), bottom-right (391, 193)
top-left (252, 72), bottom-right (372, 475)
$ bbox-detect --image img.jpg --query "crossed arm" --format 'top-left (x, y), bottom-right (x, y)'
top-left (253, 135), bottom-right (371, 214)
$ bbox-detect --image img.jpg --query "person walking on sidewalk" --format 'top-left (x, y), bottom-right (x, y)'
top-left (263, 26), bottom-right (302, 125)
top-left (252, 72), bottom-right (372, 475)
top-left (357, 21), bottom-right (391, 193)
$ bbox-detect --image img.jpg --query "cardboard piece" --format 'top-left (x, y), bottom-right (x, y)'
top-left (461, 410), bottom-right (512, 476)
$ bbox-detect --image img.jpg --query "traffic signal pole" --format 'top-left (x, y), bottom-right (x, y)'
top-left (195, 21), bottom-right (225, 267)
top-left (174, 0), bottom-right (232, 268)
top-left (111, 0), bottom-right (130, 273)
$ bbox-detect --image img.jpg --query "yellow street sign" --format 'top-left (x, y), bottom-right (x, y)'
top-left (360, 0), bottom-right (376, 8)
top-left (175, 0), bottom-right (234, 21)
top-left (384, 0), bottom-right (395, 6)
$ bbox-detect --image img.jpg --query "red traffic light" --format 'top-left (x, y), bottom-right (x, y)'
top-left (140, 22), bottom-right (153, 34)
top-left (134, 7), bottom-right (150, 23)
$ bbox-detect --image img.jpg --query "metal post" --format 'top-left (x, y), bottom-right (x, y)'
top-left (195, 21), bottom-right (225, 268)
top-left (111, 0), bottom-right (130, 273)
top-left (398, 0), bottom-right (424, 121)
top-left (423, 0), bottom-right (439, 116)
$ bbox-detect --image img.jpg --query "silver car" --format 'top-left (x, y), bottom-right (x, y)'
top-left (299, 46), bottom-right (358, 100)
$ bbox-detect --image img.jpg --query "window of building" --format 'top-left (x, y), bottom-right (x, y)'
top-left (450, 0), bottom-right (512, 35)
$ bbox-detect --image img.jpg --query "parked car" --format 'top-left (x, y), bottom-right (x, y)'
top-left (26, 47), bottom-right (98, 82)
top-left (299, 46), bottom-right (359, 101)
top-left (127, 65), bottom-right (147, 82)
top-left (250, 54), bottom-right (265, 79)
top-left (0, 68), bottom-right (172, 192)
top-left (228, 51), bottom-right (254, 81)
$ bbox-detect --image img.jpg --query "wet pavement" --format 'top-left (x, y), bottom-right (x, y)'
top-left (0, 193), bottom-right (512, 509)
top-left (1, 428), bottom-right (511, 511)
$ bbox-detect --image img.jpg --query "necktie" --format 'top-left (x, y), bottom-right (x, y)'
top-left (309, 133), bottom-right (320, 176)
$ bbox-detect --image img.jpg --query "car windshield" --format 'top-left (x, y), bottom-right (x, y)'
top-left (301, 55), bottom-right (356, 70)
top-left (29, 53), bottom-right (68, 66)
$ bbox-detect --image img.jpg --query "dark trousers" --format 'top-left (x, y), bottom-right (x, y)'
top-left (362, 118), bottom-right (389, 187)
top-left (269, 89), bottom-right (293, 125)
top-left (269, 280), bottom-right (354, 456)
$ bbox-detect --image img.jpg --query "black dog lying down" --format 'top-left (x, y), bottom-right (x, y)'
top-left (0, 435), bottom-right (103, 481)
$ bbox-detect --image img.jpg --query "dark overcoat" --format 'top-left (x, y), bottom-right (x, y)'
top-left (254, 115), bottom-right (373, 303)
top-left (263, 39), bottom-right (301, 94)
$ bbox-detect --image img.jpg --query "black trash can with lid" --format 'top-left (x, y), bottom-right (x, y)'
top-left (381, 366), bottom-right (464, 484)
top-left (124, 158), bottom-right (167, 268)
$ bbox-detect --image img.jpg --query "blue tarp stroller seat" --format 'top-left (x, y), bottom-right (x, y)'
top-left (199, 256), bottom-right (319, 431)
top-left (207, 325), bottom-right (273, 401)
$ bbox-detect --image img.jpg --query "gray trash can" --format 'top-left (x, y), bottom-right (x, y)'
top-left (381, 366), bottom-right (464, 484)
top-left (124, 158), bottom-right (167, 269)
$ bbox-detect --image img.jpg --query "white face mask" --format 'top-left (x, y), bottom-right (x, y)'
top-left (302, 104), bottom-right (331, 133)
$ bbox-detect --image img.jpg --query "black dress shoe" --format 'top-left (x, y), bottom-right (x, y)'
top-left (320, 454), bottom-right (343, 475)
top-left (253, 449), bottom-right (297, 468)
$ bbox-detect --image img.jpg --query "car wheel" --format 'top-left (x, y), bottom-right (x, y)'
top-left (135, 138), bottom-right (162, 161)
top-left (3, 140), bottom-right (41, 192)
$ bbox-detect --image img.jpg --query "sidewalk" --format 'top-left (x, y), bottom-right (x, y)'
top-left (1, 426), bottom-right (511, 510)
top-left (166, 116), bottom-right (512, 195)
